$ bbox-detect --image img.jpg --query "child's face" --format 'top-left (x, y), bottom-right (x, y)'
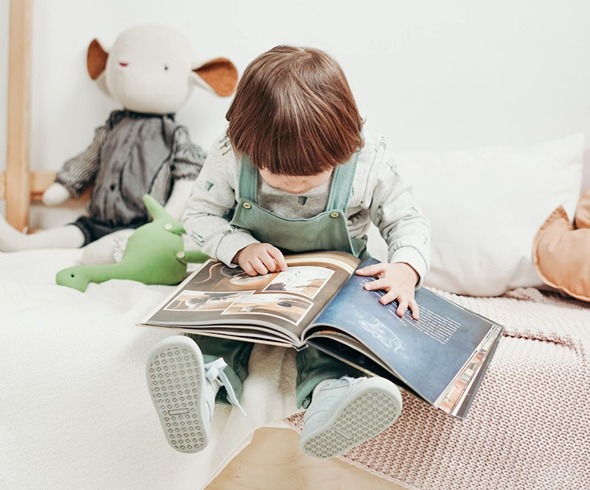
top-left (259, 168), bottom-right (333, 195)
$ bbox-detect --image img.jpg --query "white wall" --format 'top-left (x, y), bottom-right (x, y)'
top-left (1, 0), bottom-right (590, 226)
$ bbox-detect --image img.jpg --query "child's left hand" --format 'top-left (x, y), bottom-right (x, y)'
top-left (355, 262), bottom-right (420, 319)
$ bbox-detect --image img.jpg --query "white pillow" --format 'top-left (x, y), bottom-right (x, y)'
top-left (391, 134), bottom-right (584, 296)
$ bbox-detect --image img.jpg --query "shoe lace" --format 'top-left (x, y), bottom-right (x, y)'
top-left (204, 358), bottom-right (247, 416)
top-left (339, 376), bottom-right (361, 386)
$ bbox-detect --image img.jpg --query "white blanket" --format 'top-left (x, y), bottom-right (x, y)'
top-left (0, 249), bottom-right (299, 489)
top-left (7, 248), bottom-right (588, 490)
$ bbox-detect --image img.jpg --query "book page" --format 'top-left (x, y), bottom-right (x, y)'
top-left (303, 259), bottom-right (501, 410)
top-left (140, 251), bottom-right (360, 346)
top-left (390, 303), bottom-right (461, 345)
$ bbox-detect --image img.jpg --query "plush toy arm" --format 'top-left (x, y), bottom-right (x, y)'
top-left (55, 125), bottom-right (109, 197)
top-left (164, 179), bottom-right (194, 220)
top-left (81, 229), bottom-right (135, 265)
top-left (176, 250), bottom-right (209, 264)
top-left (171, 126), bottom-right (206, 178)
top-left (165, 126), bottom-right (205, 219)
top-left (42, 182), bottom-right (71, 206)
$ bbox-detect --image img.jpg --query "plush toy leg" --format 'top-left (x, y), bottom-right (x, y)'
top-left (178, 249), bottom-right (209, 264)
top-left (0, 214), bottom-right (85, 251)
top-left (164, 179), bottom-right (194, 219)
top-left (81, 229), bottom-right (134, 265)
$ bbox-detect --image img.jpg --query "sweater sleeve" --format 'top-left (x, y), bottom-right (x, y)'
top-left (182, 136), bottom-right (259, 266)
top-left (55, 125), bottom-right (109, 197)
top-left (368, 139), bottom-right (431, 287)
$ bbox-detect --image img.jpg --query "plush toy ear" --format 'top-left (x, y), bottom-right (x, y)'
top-left (87, 38), bottom-right (110, 95)
top-left (192, 57), bottom-right (238, 97)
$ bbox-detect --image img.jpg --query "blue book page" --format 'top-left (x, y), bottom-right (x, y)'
top-left (305, 259), bottom-right (498, 404)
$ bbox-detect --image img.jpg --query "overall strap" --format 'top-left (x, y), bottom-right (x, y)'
top-left (326, 151), bottom-right (360, 211)
top-left (238, 156), bottom-right (259, 202)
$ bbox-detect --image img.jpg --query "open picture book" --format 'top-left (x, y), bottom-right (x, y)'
top-left (140, 251), bottom-right (503, 419)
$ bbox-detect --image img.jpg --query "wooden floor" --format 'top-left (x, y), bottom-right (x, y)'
top-left (207, 427), bottom-right (407, 489)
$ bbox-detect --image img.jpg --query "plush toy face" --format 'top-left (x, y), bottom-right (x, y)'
top-left (88, 24), bottom-right (238, 114)
top-left (105, 25), bottom-right (196, 113)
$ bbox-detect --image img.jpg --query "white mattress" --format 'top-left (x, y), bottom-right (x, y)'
top-left (0, 249), bottom-right (299, 489)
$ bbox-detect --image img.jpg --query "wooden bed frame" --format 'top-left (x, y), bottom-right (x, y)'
top-left (1, 0), bottom-right (84, 232)
top-left (0, 1), bottom-right (405, 487)
top-left (2, 0), bottom-right (35, 231)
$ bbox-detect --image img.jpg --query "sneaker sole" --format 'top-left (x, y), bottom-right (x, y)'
top-left (146, 336), bottom-right (209, 453)
top-left (301, 378), bottom-right (402, 458)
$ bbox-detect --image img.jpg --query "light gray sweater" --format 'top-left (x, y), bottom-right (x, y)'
top-left (183, 125), bottom-right (431, 283)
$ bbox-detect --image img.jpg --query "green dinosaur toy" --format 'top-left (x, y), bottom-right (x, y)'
top-left (56, 195), bottom-right (208, 292)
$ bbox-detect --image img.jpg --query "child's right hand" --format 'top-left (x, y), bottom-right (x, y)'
top-left (232, 243), bottom-right (288, 276)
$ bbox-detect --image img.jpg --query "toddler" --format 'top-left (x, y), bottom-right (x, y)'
top-left (146, 45), bottom-right (431, 458)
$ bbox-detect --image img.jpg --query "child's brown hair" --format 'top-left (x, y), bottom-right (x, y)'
top-left (226, 45), bottom-right (363, 176)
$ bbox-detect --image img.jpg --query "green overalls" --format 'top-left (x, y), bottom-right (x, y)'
top-left (187, 154), bottom-right (366, 409)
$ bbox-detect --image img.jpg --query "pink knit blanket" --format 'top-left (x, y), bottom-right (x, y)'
top-left (288, 288), bottom-right (590, 490)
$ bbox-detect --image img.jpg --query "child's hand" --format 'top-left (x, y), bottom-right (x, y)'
top-left (233, 243), bottom-right (288, 276)
top-left (355, 262), bottom-right (420, 319)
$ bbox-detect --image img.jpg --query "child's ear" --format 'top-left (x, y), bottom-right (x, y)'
top-left (191, 58), bottom-right (238, 97)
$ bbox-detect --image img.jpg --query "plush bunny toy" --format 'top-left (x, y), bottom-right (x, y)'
top-left (0, 24), bottom-right (238, 259)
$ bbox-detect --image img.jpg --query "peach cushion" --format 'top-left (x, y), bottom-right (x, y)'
top-left (533, 189), bottom-right (590, 302)
top-left (574, 190), bottom-right (590, 228)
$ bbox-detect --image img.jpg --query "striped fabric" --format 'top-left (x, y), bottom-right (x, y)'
top-left (55, 110), bottom-right (204, 226)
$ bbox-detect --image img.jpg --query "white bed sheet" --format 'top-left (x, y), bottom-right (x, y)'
top-left (4, 248), bottom-right (589, 490)
top-left (0, 249), bottom-right (299, 490)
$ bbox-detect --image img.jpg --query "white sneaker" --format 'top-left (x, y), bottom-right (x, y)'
top-left (146, 336), bottom-right (217, 453)
top-left (300, 376), bottom-right (402, 458)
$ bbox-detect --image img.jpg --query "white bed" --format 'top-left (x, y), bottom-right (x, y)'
top-left (0, 248), bottom-right (301, 489)
top-left (2, 1), bottom-right (590, 488)
top-left (3, 135), bottom-right (590, 489)
top-left (2, 70), bottom-right (590, 490)
top-left (1, 247), bottom-right (589, 489)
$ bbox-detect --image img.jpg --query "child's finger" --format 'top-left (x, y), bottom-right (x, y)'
top-left (355, 264), bottom-right (385, 277)
top-left (408, 298), bottom-right (420, 320)
top-left (363, 277), bottom-right (388, 291)
top-left (268, 247), bottom-right (288, 271)
top-left (396, 298), bottom-right (409, 317)
top-left (250, 257), bottom-right (269, 276)
top-left (260, 252), bottom-right (279, 272)
top-left (378, 289), bottom-right (399, 306)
